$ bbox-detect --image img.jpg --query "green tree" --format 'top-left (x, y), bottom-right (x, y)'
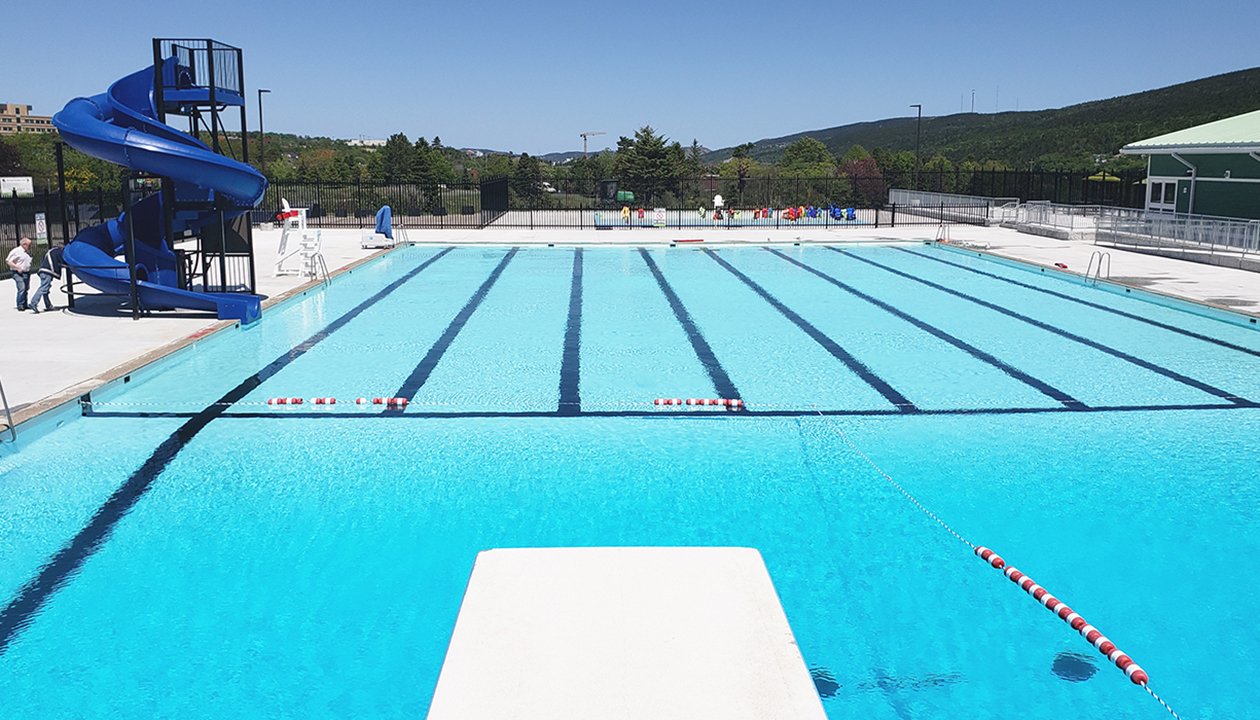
top-left (483, 153), bottom-right (513, 180)
top-left (512, 152), bottom-right (543, 206)
top-left (614, 126), bottom-right (683, 205)
top-left (430, 147), bottom-right (457, 184)
top-left (780, 137), bottom-right (835, 174)
top-left (724, 142), bottom-right (759, 202)
top-left (922, 155), bottom-right (957, 191)
top-left (411, 136), bottom-right (435, 185)
top-left (839, 144), bottom-right (872, 165)
top-left (0, 139), bottom-right (21, 176)
top-left (685, 139), bottom-right (706, 177)
top-left (379, 132), bottom-right (413, 182)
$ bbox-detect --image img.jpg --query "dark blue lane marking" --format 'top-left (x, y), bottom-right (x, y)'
top-left (638, 248), bottom-right (741, 400)
top-left (703, 249), bottom-right (917, 412)
top-left (558, 248), bottom-right (583, 416)
top-left (0, 247), bottom-right (457, 656)
top-left (391, 248), bottom-right (519, 404)
top-left (83, 401), bottom-right (1256, 421)
top-left (901, 248), bottom-right (1260, 359)
top-left (766, 249), bottom-right (1084, 409)
top-left (832, 248), bottom-right (1254, 406)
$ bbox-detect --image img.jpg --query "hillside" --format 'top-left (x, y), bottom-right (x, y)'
top-left (705, 68), bottom-right (1260, 168)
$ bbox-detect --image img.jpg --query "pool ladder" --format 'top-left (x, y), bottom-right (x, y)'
top-left (310, 252), bottom-right (331, 286)
top-left (0, 373), bottom-right (15, 443)
top-left (1085, 251), bottom-right (1111, 286)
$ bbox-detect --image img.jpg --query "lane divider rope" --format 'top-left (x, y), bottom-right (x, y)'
top-left (810, 406), bottom-right (1183, 719)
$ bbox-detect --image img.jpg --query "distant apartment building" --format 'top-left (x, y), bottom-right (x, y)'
top-left (0, 103), bottom-right (56, 135)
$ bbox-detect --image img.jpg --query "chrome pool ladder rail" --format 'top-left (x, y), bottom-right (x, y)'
top-left (313, 252), bottom-right (331, 286)
top-left (1086, 250), bottom-right (1111, 286)
top-left (0, 373), bottom-right (15, 442)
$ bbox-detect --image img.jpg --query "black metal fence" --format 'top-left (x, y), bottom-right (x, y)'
top-left (3, 169), bottom-right (1141, 272)
top-left (540, 170), bottom-right (1147, 211)
top-left (256, 181), bottom-right (485, 229)
top-left (479, 204), bottom-right (990, 229)
top-left (1, 188), bottom-right (123, 278)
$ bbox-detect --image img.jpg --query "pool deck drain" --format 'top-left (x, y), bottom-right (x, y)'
top-left (426, 547), bottom-right (826, 720)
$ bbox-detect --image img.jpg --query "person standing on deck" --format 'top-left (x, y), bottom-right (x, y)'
top-left (29, 244), bottom-right (65, 314)
top-left (6, 237), bottom-right (33, 312)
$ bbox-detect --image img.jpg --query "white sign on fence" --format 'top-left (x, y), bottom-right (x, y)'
top-left (652, 207), bottom-right (666, 227)
top-left (34, 212), bottom-right (47, 242)
top-left (0, 176), bottom-right (35, 197)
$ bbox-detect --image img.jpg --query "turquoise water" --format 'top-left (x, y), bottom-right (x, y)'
top-left (1, 244), bottom-right (1257, 718)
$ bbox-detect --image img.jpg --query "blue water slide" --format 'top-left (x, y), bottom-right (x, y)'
top-left (53, 60), bottom-right (267, 323)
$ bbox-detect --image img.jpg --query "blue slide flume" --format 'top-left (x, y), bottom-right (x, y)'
top-left (53, 59), bottom-right (267, 323)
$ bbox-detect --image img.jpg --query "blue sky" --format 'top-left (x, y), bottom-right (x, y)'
top-left (8, 1), bottom-right (1259, 154)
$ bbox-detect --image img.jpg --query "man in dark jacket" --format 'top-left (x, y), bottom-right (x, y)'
top-left (29, 244), bottom-right (64, 314)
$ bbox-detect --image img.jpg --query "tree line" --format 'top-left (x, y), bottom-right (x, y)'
top-left (2, 123), bottom-right (1137, 210)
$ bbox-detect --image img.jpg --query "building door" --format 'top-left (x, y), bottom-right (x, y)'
top-left (1146, 178), bottom-right (1179, 213)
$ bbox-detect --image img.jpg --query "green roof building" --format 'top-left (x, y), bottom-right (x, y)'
top-left (1121, 109), bottom-right (1260, 219)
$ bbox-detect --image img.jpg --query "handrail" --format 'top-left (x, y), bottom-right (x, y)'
top-left (1085, 251), bottom-right (1111, 286)
top-left (0, 374), bottom-right (15, 443)
top-left (313, 252), bottom-right (330, 286)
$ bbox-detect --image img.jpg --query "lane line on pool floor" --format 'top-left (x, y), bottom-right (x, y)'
top-left (557, 248), bottom-right (583, 416)
top-left (638, 248), bottom-right (742, 401)
top-left (832, 248), bottom-right (1255, 407)
top-left (79, 400), bottom-right (1257, 420)
top-left (702, 249), bottom-right (918, 413)
top-left (0, 247), bottom-right (458, 657)
top-left (390, 248), bottom-right (519, 406)
top-left (900, 247), bottom-right (1260, 359)
top-left (764, 248), bottom-right (1085, 410)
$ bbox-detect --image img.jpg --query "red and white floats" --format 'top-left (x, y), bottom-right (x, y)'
top-left (265, 396), bottom-right (411, 408)
top-left (653, 397), bottom-right (744, 409)
top-left (266, 397), bottom-right (304, 406)
top-left (973, 546), bottom-right (1149, 686)
top-left (357, 396), bottom-right (409, 407)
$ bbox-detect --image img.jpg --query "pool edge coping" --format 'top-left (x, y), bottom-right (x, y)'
top-left (6, 246), bottom-right (397, 436)
top-left (935, 241), bottom-right (1260, 327)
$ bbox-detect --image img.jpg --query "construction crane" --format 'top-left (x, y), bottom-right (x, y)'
top-left (579, 131), bottom-right (606, 158)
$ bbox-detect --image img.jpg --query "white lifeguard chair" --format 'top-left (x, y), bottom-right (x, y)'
top-left (275, 198), bottom-right (324, 278)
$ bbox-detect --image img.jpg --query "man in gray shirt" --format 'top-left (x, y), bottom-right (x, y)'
top-left (5, 237), bottom-right (33, 312)
top-left (29, 244), bottom-right (65, 313)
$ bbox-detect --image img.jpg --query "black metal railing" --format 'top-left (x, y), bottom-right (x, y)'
top-left (156, 38), bottom-right (243, 95)
top-left (1, 188), bottom-right (123, 278)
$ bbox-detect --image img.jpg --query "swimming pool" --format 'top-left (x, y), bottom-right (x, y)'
top-left (1, 243), bottom-right (1257, 718)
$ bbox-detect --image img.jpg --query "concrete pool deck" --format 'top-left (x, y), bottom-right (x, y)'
top-left (426, 547), bottom-right (827, 720)
top-left (1, 224), bottom-right (1256, 432)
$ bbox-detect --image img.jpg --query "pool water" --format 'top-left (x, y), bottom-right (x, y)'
top-left (1, 244), bottom-right (1257, 719)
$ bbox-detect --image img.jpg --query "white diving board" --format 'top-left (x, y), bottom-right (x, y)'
top-left (426, 547), bottom-right (827, 720)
